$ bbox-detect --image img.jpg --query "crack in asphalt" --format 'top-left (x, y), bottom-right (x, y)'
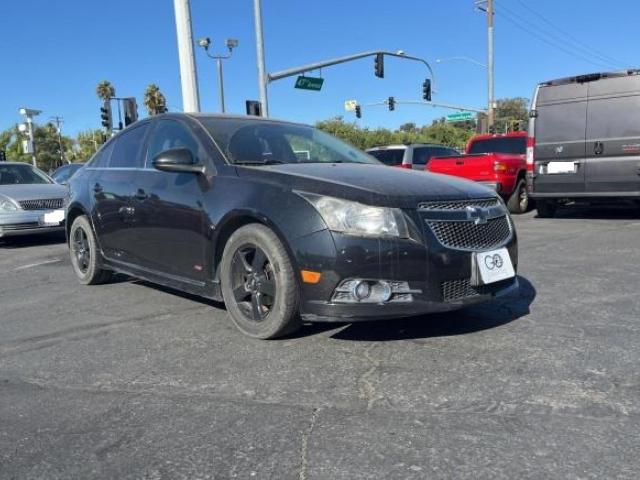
top-left (358, 343), bottom-right (387, 411)
top-left (298, 407), bottom-right (320, 480)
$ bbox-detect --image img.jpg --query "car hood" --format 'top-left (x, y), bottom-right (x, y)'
top-left (236, 163), bottom-right (497, 208)
top-left (0, 183), bottom-right (67, 202)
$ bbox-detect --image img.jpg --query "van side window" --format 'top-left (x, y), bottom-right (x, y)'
top-left (109, 124), bottom-right (150, 169)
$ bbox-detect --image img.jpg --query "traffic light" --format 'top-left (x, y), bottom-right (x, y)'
top-left (100, 100), bottom-right (112, 130)
top-left (374, 53), bottom-right (384, 78)
top-left (0, 150), bottom-right (5, 162)
top-left (422, 78), bottom-right (432, 101)
top-left (246, 100), bottom-right (262, 116)
top-left (388, 96), bottom-right (395, 111)
top-left (355, 105), bottom-right (361, 119)
top-left (123, 98), bottom-right (138, 126)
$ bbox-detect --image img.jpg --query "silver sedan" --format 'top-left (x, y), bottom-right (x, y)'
top-left (0, 162), bottom-right (67, 238)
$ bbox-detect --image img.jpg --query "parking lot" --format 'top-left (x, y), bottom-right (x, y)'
top-left (1, 207), bottom-right (639, 479)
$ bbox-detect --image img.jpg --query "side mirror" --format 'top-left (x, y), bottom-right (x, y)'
top-left (152, 148), bottom-right (204, 174)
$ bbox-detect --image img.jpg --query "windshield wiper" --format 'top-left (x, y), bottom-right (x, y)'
top-left (233, 159), bottom-right (286, 166)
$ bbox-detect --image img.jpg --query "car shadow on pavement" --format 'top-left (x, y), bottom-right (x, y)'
top-left (320, 276), bottom-right (536, 342)
top-left (0, 232), bottom-right (66, 249)
top-left (540, 204), bottom-right (640, 220)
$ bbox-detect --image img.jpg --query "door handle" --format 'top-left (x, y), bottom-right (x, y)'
top-left (93, 183), bottom-right (103, 193)
top-left (594, 141), bottom-right (604, 155)
top-left (134, 189), bottom-right (148, 201)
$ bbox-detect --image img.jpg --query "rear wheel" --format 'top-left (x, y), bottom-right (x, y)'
top-left (220, 224), bottom-right (301, 339)
top-left (507, 179), bottom-right (529, 214)
top-left (536, 200), bottom-right (557, 218)
top-left (69, 215), bottom-right (112, 285)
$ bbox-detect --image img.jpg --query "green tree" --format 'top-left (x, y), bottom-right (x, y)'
top-left (494, 97), bottom-right (529, 131)
top-left (72, 129), bottom-right (106, 162)
top-left (143, 84), bottom-right (168, 116)
top-left (96, 80), bottom-right (116, 102)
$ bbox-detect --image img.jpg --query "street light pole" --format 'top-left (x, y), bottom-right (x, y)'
top-left (253, 0), bottom-right (269, 116)
top-left (197, 38), bottom-right (238, 114)
top-left (216, 58), bottom-right (226, 113)
top-left (487, 0), bottom-right (495, 130)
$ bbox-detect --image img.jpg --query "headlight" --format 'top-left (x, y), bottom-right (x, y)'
top-left (299, 193), bottom-right (409, 238)
top-left (0, 198), bottom-right (19, 212)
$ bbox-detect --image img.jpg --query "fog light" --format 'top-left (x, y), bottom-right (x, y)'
top-left (353, 281), bottom-right (371, 300)
top-left (333, 279), bottom-right (413, 304)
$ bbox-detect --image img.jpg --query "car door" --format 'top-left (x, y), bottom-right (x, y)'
top-left (533, 83), bottom-right (587, 194)
top-left (585, 75), bottom-right (640, 193)
top-left (91, 123), bottom-right (150, 263)
top-left (129, 118), bottom-right (210, 282)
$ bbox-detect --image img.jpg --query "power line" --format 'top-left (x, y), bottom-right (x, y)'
top-left (493, 3), bottom-right (615, 70)
top-left (514, 0), bottom-right (630, 68)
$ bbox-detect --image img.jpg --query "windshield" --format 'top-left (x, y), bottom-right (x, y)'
top-left (0, 164), bottom-right (52, 185)
top-left (200, 118), bottom-right (380, 165)
top-left (367, 149), bottom-right (405, 166)
top-left (468, 137), bottom-right (526, 155)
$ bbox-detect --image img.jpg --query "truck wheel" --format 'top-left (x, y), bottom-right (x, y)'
top-left (507, 179), bottom-right (529, 214)
top-left (536, 200), bottom-right (557, 218)
top-left (220, 224), bottom-right (301, 339)
top-left (69, 215), bottom-right (112, 285)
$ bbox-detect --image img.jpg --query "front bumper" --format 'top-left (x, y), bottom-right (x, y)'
top-left (0, 210), bottom-right (65, 238)
top-left (294, 226), bottom-right (519, 323)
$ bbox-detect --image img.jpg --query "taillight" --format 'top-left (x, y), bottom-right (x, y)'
top-left (526, 136), bottom-right (535, 172)
top-left (397, 164), bottom-right (412, 169)
top-left (493, 162), bottom-right (508, 172)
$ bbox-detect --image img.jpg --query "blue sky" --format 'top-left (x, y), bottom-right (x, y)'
top-left (1, 0), bottom-right (638, 137)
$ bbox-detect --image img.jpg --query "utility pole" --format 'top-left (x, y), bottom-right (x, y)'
top-left (253, 0), bottom-right (269, 116)
top-left (487, 0), bottom-right (495, 130)
top-left (197, 38), bottom-right (239, 113)
top-left (51, 116), bottom-right (66, 165)
top-left (173, 0), bottom-right (200, 112)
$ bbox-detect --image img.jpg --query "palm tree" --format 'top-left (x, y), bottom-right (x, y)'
top-left (96, 81), bottom-right (115, 102)
top-left (143, 84), bottom-right (168, 116)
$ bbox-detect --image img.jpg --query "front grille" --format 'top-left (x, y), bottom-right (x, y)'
top-left (18, 198), bottom-right (64, 210)
top-left (418, 198), bottom-right (499, 211)
top-left (441, 278), bottom-right (513, 302)
top-left (0, 222), bottom-right (40, 231)
top-left (427, 216), bottom-right (512, 251)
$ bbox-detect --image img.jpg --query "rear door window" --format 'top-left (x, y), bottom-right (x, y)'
top-left (586, 94), bottom-right (640, 140)
top-left (108, 124), bottom-right (150, 168)
top-left (87, 141), bottom-right (115, 168)
top-left (468, 137), bottom-right (526, 154)
top-left (367, 149), bottom-right (405, 166)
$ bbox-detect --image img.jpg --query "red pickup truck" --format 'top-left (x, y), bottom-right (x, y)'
top-left (427, 131), bottom-right (530, 213)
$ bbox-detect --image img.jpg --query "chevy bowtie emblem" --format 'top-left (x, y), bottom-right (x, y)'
top-left (465, 206), bottom-right (489, 225)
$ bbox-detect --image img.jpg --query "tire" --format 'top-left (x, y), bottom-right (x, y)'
top-left (220, 224), bottom-right (301, 339)
top-left (506, 179), bottom-right (529, 214)
top-left (536, 200), bottom-right (557, 218)
top-left (69, 215), bottom-right (112, 285)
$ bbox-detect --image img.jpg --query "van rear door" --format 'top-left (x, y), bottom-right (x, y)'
top-left (585, 75), bottom-right (640, 193)
top-left (533, 83), bottom-right (587, 194)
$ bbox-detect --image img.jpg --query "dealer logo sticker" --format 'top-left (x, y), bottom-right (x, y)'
top-left (484, 253), bottom-right (504, 270)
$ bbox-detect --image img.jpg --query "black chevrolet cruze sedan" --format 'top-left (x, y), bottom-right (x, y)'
top-left (66, 114), bottom-right (518, 338)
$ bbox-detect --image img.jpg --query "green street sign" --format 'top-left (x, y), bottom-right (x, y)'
top-left (294, 76), bottom-right (324, 91)
top-left (446, 112), bottom-right (475, 122)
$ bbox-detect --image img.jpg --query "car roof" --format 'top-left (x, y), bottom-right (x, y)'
top-left (366, 143), bottom-right (453, 151)
top-left (470, 132), bottom-right (527, 142)
top-left (0, 161), bottom-right (33, 166)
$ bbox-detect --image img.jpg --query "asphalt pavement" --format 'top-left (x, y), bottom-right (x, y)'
top-left (1, 206), bottom-right (639, 479)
